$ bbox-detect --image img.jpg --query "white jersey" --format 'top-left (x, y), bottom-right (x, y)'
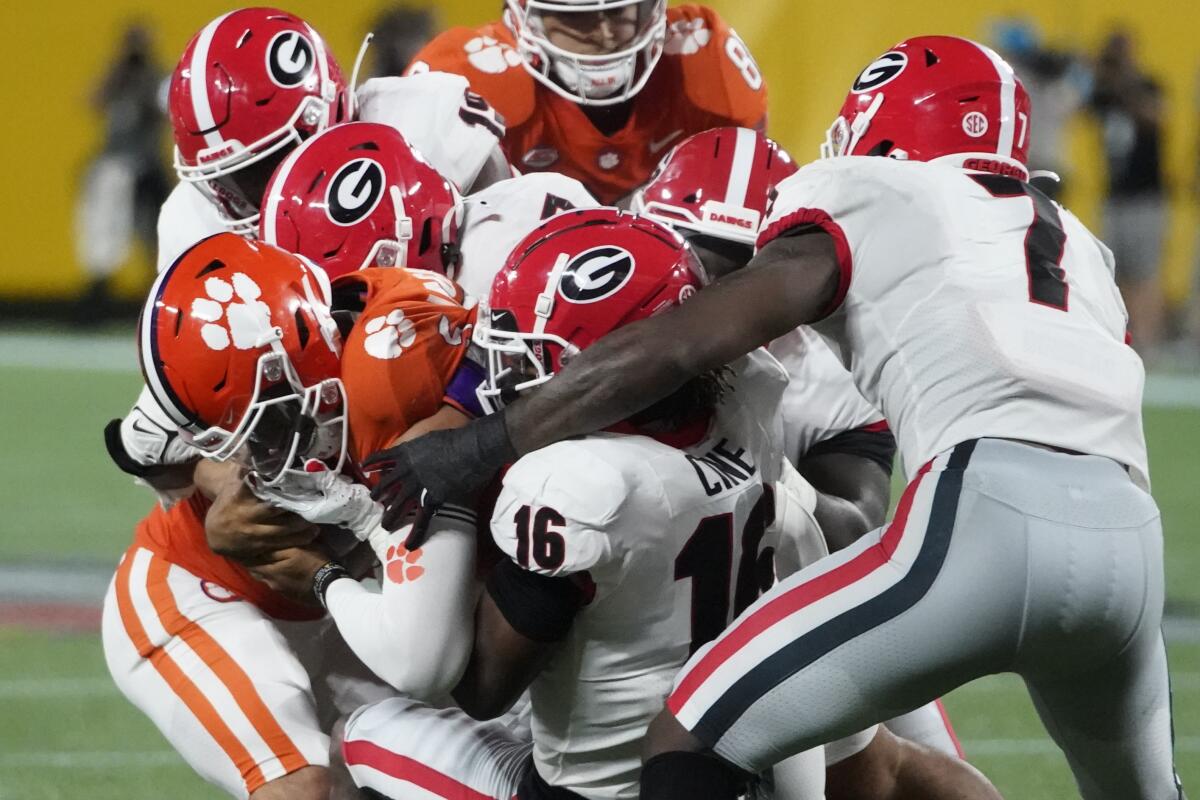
top-left (156, 182), bottom-right (225, 272)
top-left (455, 172), bottom-right (599, 300)
top-left (155, 71), bottom-right (507, 272)
top-left (767, 325), bottom-right (883, 463)
top-left (354, 72), bottom-right (505, 192)
top-left (761, 157), bottom-right (1148, 487)
top-left (490, 351), bottom-right (790, 799)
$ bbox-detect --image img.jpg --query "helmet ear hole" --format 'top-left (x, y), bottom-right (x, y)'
top-left (418, 218), bottom-right (434, 255)
top-left (866, 139), bottom-right (895, 157)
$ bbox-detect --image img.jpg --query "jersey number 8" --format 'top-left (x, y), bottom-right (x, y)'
top-left (724, 31), bottom-right (763, 92)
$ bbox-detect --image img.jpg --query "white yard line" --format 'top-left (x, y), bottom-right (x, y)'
top-left (0, 331), bottom-right (137, 374)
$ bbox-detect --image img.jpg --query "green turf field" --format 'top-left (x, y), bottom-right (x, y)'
top-left (1, 335), bottom-right (1197, 798)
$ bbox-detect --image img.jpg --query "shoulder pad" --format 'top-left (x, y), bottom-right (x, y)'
top-left (406, 24), bottom-right (536, 128)
top-left (491, 441), bottom-right (644, 576)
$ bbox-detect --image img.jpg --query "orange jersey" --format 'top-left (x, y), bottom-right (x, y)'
top-left (130, 268), bottom-right (474, 619)
top-left (408, 5), bottom-right (767, 204)
top-left (335, 267), bottom-right (476, 472)
top-left (131, 496), bottom-right (321, 621)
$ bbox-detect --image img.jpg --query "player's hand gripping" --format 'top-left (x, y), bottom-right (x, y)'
top-left (202, 462), bottom-right (321, 564)
top-left (364, 411), bottom-right (516, 541)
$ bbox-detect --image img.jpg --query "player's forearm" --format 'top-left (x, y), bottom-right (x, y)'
top-left (325, 517), bottom-right (478, 698)
top-left (505, 240), bottom-right (835, 455)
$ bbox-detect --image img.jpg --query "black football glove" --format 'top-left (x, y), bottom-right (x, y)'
top-left (364, 411), bottom-right (516, 540)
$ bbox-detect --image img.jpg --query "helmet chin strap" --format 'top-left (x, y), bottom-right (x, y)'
top-left (846, 93), bottom-right (885, 155)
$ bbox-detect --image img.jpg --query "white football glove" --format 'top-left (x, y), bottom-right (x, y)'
top-left (120, 386), bottom-right (201, 468)
top-left (249, 463), bottom-right (387, 553)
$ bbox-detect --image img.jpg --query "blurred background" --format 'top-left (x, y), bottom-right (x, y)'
top-left (0, 2), bottom-right (1197, 798)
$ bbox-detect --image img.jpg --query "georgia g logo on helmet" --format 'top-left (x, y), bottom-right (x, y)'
top-left (326, 159), bottom-right (385, 226)
top-left (267, 31), bottom-right (316, 88)
top-left (851, 51), bottom-right (907, 93)
top-left (558, 246), bottom-right (636, 304)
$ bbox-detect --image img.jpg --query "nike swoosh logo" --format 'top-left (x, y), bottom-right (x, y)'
top-left (649, 129), bottom-right (684, 154)
top-left (129, 419), bottom-right (163, 437)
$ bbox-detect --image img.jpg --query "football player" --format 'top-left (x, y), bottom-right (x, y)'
top-left (103, 233), bottom-right (483, 798)
top-left (406, 1), bottom-right (766, 204)
top-left (257, 120), bottom-right (598, 304)
top-left (111, 6), bottom-right (512, 497)
top-left (366, 35), bottom-right (1179, 800)
top-left (632, 126), bottom-right (979, 783)
top-left (158, 6), bottom-right (510, 271)
top-left (337, 211), bottom-right (995, 800)
top-left (341, 209), bottom-right (822, 799)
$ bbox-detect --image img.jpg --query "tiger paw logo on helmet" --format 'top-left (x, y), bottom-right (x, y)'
top-left (664, 19), bottom-right (711, 56)
top-left (464, 36), bottom-right (522, 74)
top-left (363, 309), bottom-right (417, 360)
top-left (190, 274), bottom-right (273, 351)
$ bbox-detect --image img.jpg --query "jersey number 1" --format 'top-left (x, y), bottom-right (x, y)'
top-left (674, 488), bottom-right (774, 655)
top-left (969, 174), bottom-right (1069, 310)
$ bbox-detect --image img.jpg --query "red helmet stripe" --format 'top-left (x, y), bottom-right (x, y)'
top-left (724, 128), bottom-right (758, 208)
top-left (189, 12), bottom-right (234, 148)
top-left (974, 41), bottom-right (1016, 159)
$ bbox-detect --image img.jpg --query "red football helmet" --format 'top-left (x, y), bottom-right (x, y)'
top-left (503, 0), bottom-right (667, 106)
top-left (259, 122), bottom-right (463, 281)
top-left (632, 127), bottom-right (798, 246)
top-left (139, 233), bottom-right (346, 486)
top-left (821, 35), bottom-right (1032, 179)
top-left (169, 8), bottom-right (349, 235)
top-left (475, 208), bottom-right (705, 411)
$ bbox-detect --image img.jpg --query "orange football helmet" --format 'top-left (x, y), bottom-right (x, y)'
top-left (139, 233), bottom-right (346, 485)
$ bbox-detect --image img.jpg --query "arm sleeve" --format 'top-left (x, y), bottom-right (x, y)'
top-left (356, 73), bottom-right (507, 192)
top-left (324, 505), bottom-right (478, 699)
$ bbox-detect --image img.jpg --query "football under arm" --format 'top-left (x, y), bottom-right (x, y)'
top-left (504, 230), bottom-right (840, 456)
top-left (322, 510), bottom-right (478, 700)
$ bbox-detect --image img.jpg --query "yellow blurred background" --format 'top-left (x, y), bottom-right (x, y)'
top-left (2, 0), bottom-right (1196, 304)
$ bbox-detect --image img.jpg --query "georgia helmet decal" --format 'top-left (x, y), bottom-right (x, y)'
top-left (851, 51), bottom-right (907, 93)
top-left (325, 158), bottom-right (385, 226)
top-left (266, 30), bottom-right (316, 88)
top-left (558, 246), bottom-right (636, 304)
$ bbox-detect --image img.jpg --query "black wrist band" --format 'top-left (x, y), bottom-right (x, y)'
top-left (477, 409), bottom-right (518, 466)
top-left (312, 562), bottom-right (350, 610)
